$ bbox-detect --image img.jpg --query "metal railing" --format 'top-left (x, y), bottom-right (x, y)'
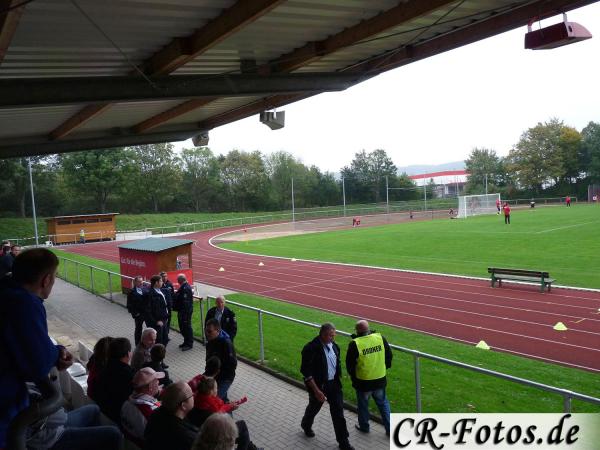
top-left (55, 255), bottom-right (600, 414)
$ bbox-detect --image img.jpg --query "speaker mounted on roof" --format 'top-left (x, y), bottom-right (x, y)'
top-left (525, 13), bottom-right (592, 50)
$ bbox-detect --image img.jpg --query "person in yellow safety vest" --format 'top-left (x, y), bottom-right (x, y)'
top-left (345, 320), bottom-right (392, 436)
top-left (79, 229), bottom-right (85, 244)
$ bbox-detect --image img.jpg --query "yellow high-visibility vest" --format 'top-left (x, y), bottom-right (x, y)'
top-left (354, 333), bottom-right (386, 380)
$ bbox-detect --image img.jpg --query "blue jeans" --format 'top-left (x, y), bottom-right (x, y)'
top-left (217, 379), bottom-right (233, 403)
top-left (51, 404), bottom-right (122, 450)
top-left (356, 388), bottom-right (391, 435)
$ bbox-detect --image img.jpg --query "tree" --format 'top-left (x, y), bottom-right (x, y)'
top-left (341, 149), bottom-right (397, 203)
top-left (60, 149), bottom-right (133, 213)
top-left (581, 121), bottom-right (600, 182)
top-left (128, 143), bottom-right (180, 213)
top-left (220, 150), bottom-right (270, 211)
top-left (464, 148), bottom-right (503, 194)
top-left (180, 147), bottom-right (222, 212)
top-left (508, 119), bottom-right (566, 193)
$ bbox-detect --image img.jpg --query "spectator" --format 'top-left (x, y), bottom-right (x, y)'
top-left (189, 356), bottom-right (221, 393)
top-left (205, 295), bottom-right (237, 341)
top-left (0, 248), bottom-right (74, 448)
top-left (300, 322), bottom-right (354, 450)
top-left (144, 381), bottom-right (198, 450)
top-left (192, 377), bottom-right (243, 415)
top-left (26, 401), bottom-right (122, 450)
top-left (143, 343), bottom-right (173, 386)
top-left (174, 273), bottom-right (194, 351)
top-left (160, 271), bottom-right (174, 345)
top-left (79, 229), bottom-right (85, 244)
top-left (127, 275), bottom-right (147, 345)
top-left (95, 337), bottom-right (134, 425)
top-left (205, 318), bottom-right (237, 402)
top-left (146, 275), bottom-right (169, 345)
top-left (345, 320), bottom-right (392, 436)
top-left (121, 367), bottom-right (163, 445)
top-left (86, 336), bottom-right (114, 402)
top-left (0, 243), bottom-right (13, 279)
top-left (131, 327), bottom-right (157, 372)
top-left (193, 413), bottom-right (238, 450)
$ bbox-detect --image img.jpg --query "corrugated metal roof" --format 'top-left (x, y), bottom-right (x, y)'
top-left (118, 237), bottom-right (195, 252)
top-left (45, 213), bottom-right (119, 221)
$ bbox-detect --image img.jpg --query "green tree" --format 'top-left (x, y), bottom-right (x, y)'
top-left (464, 148), bottom-right (503, 194)
top-left (341, 149), bottom-right (397, 203)
top-left (180, 147), bottom-right (222, 212)
top-left (581, 121), bottom-right (600, 182)
top-left (60, 149), bottom-right (133, 213)
top-left (220, 150), bottom-right (270, 211)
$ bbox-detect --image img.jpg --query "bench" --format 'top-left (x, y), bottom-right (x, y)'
top-left (488, 267), bottom-right (555, 292)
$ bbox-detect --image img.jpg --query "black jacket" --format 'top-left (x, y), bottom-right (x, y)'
top-left (147, 288), bottom-right (169, 324)
top-left (161, 280), bottom-right (174, 311)
top-left (126, 287), bottom-right (146, 318)
top-left (345, 331), bottom-right (393, 392)
top-left (95, 359), bottom-right (134, 425)
top-left (173, 282), bottom-right (194, 313)
top-left (300, 336), bottom-right (342, 389)
top-left (144, 407), bottom-right (198, 450)
top-left (205, 306), bottom-right (237, 340)
top-left (206, 331), bottom-right (237, 382)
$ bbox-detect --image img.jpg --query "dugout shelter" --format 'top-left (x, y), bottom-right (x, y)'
top-left (45, 213), bottom-right (118, 245)
top-left (0, 0), bottom-right (596, 159)
top-left (118, 237), bottom-right (194, 291)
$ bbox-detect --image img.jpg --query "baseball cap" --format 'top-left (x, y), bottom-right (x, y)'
top-left (132, 367), bottom-right (165, 388)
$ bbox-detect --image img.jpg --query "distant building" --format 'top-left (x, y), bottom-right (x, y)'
top-left (409, 170), bottom-right (468, 197)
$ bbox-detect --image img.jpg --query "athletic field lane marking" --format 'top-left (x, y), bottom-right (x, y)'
top-left (536, 220), bottom-right (598, 234)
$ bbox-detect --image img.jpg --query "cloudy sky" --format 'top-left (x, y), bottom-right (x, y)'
top-left (177, 3), bottom-right (600, 173)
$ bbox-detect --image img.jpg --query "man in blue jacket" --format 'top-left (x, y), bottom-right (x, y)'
top-left (0, 248), bottom-right (73, 448)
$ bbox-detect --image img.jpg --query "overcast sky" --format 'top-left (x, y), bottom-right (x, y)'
top-left (176, 3), bottom-right (600, 173)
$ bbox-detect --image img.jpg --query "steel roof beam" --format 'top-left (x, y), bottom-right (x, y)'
top-left (48, 0), bottom-right (284, 140)
top-left (0, 73), bottom-right (360, 108)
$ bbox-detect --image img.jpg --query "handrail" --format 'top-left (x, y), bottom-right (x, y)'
top-left (54, 255), bottom-right (600, 414)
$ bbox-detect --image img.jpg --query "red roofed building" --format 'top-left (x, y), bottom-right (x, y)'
top-left (409, 170), bottom-right (468, 196)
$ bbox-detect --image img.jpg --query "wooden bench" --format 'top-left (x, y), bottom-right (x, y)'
top-left (488, 267), bottom-right (555, 292)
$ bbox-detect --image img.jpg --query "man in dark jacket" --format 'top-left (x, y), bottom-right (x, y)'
top-left (174, 274), bottom-right (194, 351)
top-left (95, 337), bottom-right (134, 425)
top-left (205, 318), bottom-right (237, 402)
top-left (0, 248), bottom-right (73, 448)
top-left (205, 295), bottom-right (237, 341)
top-left (300, 323), bottom-right (354, 450)
top-left (127, 275), bottom-right (147, 345)
top-left (144, 381), bottom-right (198, 450)
top-left (160, 271), bottom-right (174, 344)
top-left (345, 320), bottom-right (392, 436)
top-left (146, 275), bottom-right (169, 345)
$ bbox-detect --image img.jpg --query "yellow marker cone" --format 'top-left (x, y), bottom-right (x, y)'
top-left (553, 322), bottom-right (568, 331)
top-left (475, 340), bottom-right (490, 350)
top-left (258, 262), bottom-right (264, 267)
top-left (218, 267), bottom-right (225, 272)
top-left (291, 258), bottom-right (297, 262)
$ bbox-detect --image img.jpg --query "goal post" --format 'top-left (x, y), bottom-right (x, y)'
top-left (457, 193), bottom-right (501, 218)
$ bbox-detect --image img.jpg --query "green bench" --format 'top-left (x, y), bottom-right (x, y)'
top-left (488, 267), bottom-right (555, 292)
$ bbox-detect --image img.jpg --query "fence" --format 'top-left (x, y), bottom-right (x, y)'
top-left (55, 255), bottom-right (600, 414)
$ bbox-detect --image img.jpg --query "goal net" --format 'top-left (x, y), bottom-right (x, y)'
top-left (457, 193), bottom-right (501, 218)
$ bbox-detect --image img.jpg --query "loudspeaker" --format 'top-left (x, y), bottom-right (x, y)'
top-left (259, 110), bottom-right (285, 130)
top-left (192, 132), bottom-right (209, 146)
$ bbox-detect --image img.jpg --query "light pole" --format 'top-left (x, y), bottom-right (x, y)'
top-left (28, 157), bottom-right (39, 246)
top-left (342, 176), bottom-right (346, 217)
top-left (291, 177), bottom-right (295, 223)
top-left (385, 175), bottom-right (389, 214)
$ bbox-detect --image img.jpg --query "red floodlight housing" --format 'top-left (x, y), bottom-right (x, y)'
top-left (525, 13), bottom-right (592, 50)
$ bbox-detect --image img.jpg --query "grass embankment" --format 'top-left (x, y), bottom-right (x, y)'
top-left (222, 204), bottom-right (600, 289)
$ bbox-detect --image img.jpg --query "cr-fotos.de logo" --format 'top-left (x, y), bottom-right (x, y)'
top-left (389, 414), bottom-right (600, 449)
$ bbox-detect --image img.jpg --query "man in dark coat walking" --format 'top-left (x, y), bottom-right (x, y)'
top-left (205, 295), bottom-right (237, 341)
top-left (205, 318), bottom-right (237, 402)
top-left (173, 274), bottom-right (194, 351)
top-left (300, 323), bottom-right (354, 450)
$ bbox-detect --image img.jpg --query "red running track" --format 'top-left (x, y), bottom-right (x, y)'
top-left (62, 225), bottom-right (600, 372)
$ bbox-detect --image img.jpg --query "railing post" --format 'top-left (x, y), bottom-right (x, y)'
top-left (414, 354), bottom-right (422, 413)
top-left (76, 263), bottom-right (80, 287)
top-left (199, 298), bottom-right (205, 344)
top-left (108, 272), bottom-right (113, 301)
top-left (63, 258), bottom-right (67, 279)
top-left (90, 266), bottom-right (94, 294)
top-left (258, 310), bottom-right (265, 364)
top-left (563, 394), bottom-right (572, 413)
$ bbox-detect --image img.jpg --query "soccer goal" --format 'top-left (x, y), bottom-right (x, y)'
top-left (457, 193), bottom-right (501, 218)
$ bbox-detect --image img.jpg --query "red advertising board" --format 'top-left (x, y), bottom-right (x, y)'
top-left (119, 247), bottom-right (158, 289)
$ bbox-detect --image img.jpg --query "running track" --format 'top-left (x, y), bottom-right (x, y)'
top-left (62, 224), bottom-right (600, 373)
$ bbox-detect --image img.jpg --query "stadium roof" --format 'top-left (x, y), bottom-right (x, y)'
top-left (118, 237), bottom-right (195, 252)
top-left (0, 0), bottom-right (596, 159)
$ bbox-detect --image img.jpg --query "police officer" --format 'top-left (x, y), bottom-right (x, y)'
top-left (160, 271), bottom-right (174, 345)
top-left (345, 320), bottom-right (392, 436)
top-left (174, 274), bottom-right (194, 351)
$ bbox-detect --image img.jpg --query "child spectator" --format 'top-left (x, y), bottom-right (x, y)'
top-left (193, 377), bottom-right (246, 415)
top-left (189, 356), bottom-right (221, 393)
top-left (143, 344), bottom-right (172, 386)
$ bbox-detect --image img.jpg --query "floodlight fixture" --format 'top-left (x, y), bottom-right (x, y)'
top-left (525, 13), bottom-right (592, 50)
top-left (192, 131), bottom-right (209, 146)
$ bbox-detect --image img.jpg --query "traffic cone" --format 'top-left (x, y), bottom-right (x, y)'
top-left (258, 262), bottom-right (264, 266)
top-left (475, 340), bottom-right (490, 350)
top-left (218, 267), bottom-right (225, 272)
top-left (553, 322), bottom-right (568, 331)
top-left (291, 258), bottom-right (297, 262)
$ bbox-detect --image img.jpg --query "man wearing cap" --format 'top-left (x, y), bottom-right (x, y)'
top-left (174, 274), bottom-right (194, 351)
top-left (121, 367), bottom-right (163, 445)
top-left (345, 320), bottom-right (392, 436)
